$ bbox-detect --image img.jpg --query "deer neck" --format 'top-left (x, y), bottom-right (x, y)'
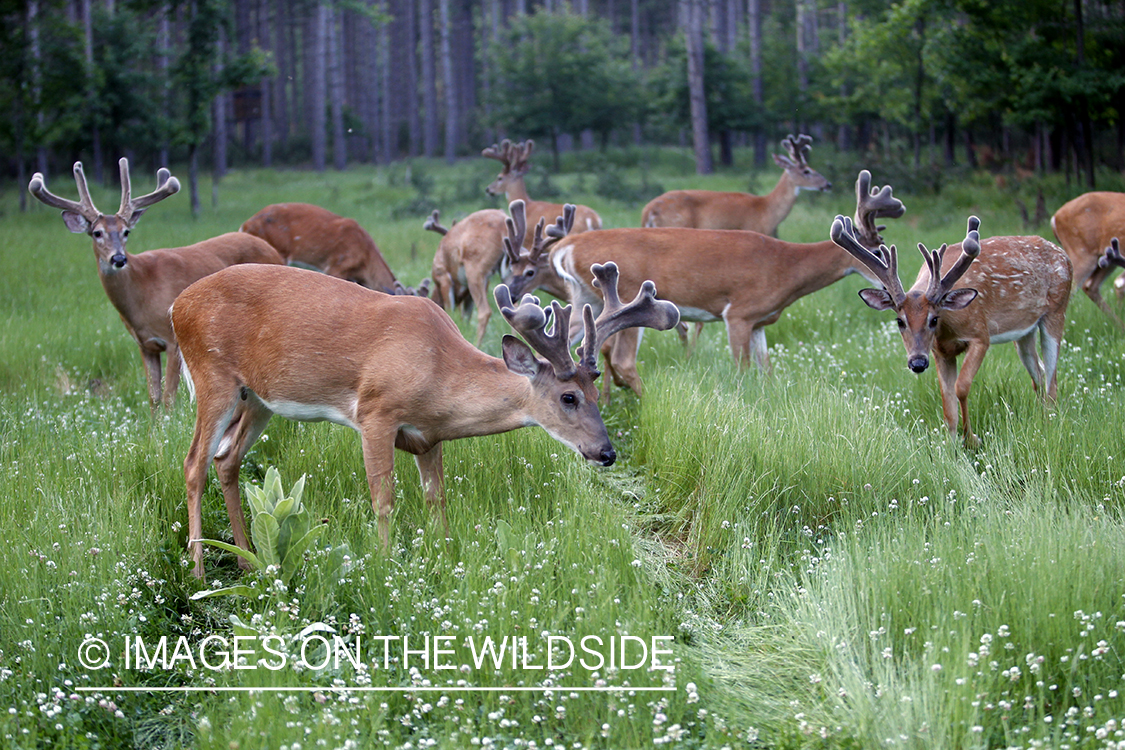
top-left (787, 240), bottom-right (880, 297)
top-left (421, 355), bottom-right (537, 443)
top-left (761, 172), bottom-right (801, 234)
top-left (504, 176), bottom-right (532, 204)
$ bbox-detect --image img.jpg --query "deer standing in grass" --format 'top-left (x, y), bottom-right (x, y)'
top-left (641, 134), bottom-right (831, 231)
top-left (172, 230), bottom-right (679, 577)
top-left (503, 171), bottom-right (904, 398)
top-left (642, 134), bottom-right (833, 347)
top-left (29, 158), bottom-right (283, 411)
top-left (831, 215), bottom-right (1072, 447)
top-left (1050, 192), bottom-right (1125, 325)
top-left (240, 203), bottom-right (400, 293)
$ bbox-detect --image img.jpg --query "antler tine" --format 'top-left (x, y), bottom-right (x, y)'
top-left (1098, 237), bottom-right (1123, 269)
top-left (28, 162), bottom-right (100, 222)
top-left (781, 134), bottom-right (799, 161)
top-left (854, 170), bottom-right (905, 244)
top-left (831, 215), bottom-right (906, 305)
top-left (503, 199), bottom-right (529, 263)
top-left (423, 209), bottom-right (448, 236)
top-left (481, 139), bottom-right (513, 167)
top-left (575, 262), bottom-right (681, 371)
top-left (118, 158), bottom-right (180, 223)
top-left (544, 204), bottom-right (576, 242)
top-left (793, 134), bottom-right (813, 165)
top-left (513, 140), bottom-right (534, 173)
top-left (494, 284), bottom-right (577, 378)
top-left (927, 215), bottom-right (982, 300)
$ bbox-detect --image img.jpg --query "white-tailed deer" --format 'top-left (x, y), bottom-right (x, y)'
top-left (641, 134), bottom-right (831, 232)
top-left (29, 158), bottom-right (283, 411)
top-left (424, 207), bottom-right (508, 345)
top-left (240, 203), bottom-right (399, 293)
top-left (483, 138), bottom-right (603, 235)
top-left (503, 171), bottom-right (905, 397)
top-left (172, 257), bottom-right (678, 577)
top-left (831, 215), bottom-right (1072, 446)
top-left (1050, 192), bottom-right (1125, 324)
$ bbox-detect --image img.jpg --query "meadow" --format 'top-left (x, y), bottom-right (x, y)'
top-left (1, 147), bottom-right (1125, 749)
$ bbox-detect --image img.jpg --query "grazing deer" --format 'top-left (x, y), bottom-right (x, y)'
top-left (172, 259), bottom-right (678, 578)
top-left (483, 139), bottom-right (603, 234)
top-left (424, 208), bottom-right (508, 345)
top-left (1050, 192), bottom-right (1125, 325)
top-left (641, 134), bottom-right (831, 232)
top-left (29, 158), bottom-right (283, 411)
top-left (831, 215), bottom-right (1072, 447)
top-left (240, 203), bottom-right (400, 293)
top-left (503, 171), bottom-right (904, 397)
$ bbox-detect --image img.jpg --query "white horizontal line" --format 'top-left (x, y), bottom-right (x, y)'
top-left (76, 685), bottom-right (675, 693)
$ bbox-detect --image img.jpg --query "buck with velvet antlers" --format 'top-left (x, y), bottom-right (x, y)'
top-left (483, 139), bottom-right (602, 235)
top-left (29, 159), bottom-right (283, 411)
top-left (641, 134), bottom-right (831, 232)
top-left (503, 171), bottom-right (904, 398)
top-left (172, 255), bottom-right (678, 577)
top-left (831, 215), bottom-right (1072, 447)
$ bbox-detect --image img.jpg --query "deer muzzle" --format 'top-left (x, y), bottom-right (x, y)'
top-left (908, 354), bottom-right (930, 373)
top-left (110, 253), bottom-right (128, 269)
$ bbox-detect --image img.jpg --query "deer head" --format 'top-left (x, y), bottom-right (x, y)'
top-left (29, 158), bottom-right (180, 273)
top-left (832, 214), bottom-right (982, 373)
top-left (773, 134), bottom-right (832, 193)
top-left (494, 259), bottom-right (678, 465)
top-left (482, 139), bottom-right (533, 197)
top-left (501, 199), bottom-right (574, 299)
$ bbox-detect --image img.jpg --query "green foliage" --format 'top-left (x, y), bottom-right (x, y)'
top-left (485, 9), bottom-right (643, 150)
top-left (649, 36), bottom-right (760, 138)
top-left (192, 467), bottom-right (329, 596)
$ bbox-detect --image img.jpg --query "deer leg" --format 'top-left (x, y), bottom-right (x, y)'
top-left (1115, 273), bottom-right (1125, 300)
top-left (359, 421), bottom-right (398, 550)
top-left (690, 323), bottom-right (705, 353)
top-left (1039, 316), bottom-right (1064, 403)
top-left (748, 327), bottom-right (772, 373)
top-left (183, 383), bottom-right (241, 578)
top-left (141, 348), bottom-right (164, 413)
top-left (1014, 331), bottom-right (1044, 395)
top-left (413, 443), bottom-right (449, 540)
top-left (935, 354), bottom-right (961, 438)
top-left (674, 322), bottom-right (690, 348)
top-left (607, 328), bottom-right (643, 398)
top-left (466, 267), bottom-right (492, 346)
top-left (953, 341), bottom-right (990, 448)
top-left (162, 343), bottom-right (182, 409)
top-left (212, 398), bottom-right (273, 570)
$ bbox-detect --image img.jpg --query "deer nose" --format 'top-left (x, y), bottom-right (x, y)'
top-left (110, 254), bottom-right (127, 269)
top-left (908, 355), bottom-right (929, 373)
top-left (824, 182), bottom-right (833, 190)
top-left (598, 447), bottom-right (616, 466)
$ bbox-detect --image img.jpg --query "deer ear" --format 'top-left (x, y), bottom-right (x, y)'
top-left (62, 211), bottom-right (90, 234)
top-left (127, 207), bottom-right (147, 228)
top-left (858, 288), bottom-right (895, 311)
top-left (501, 335), bottom-right (544, 378)
top-left (772, 153), bottom-right (794, 169)
top-left (940, 288), bottom-right (978, 310)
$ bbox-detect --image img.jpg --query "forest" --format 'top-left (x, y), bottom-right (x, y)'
top-left (1, 0), bottom-right (1124, 210)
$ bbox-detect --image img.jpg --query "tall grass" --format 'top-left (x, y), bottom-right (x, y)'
top-left (1, 149), bottom-right (1124, 748)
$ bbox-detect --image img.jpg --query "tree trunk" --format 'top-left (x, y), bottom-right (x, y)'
top-left (213, 29), bottom-right (227, 196)
top-left (404, 0), bottom-right (421, 156)
top-left (311, 2), bottom-right (328, 171)
top-left (631, 0), bottom-right (642, 144)
top-left (439, 0), bottom-right (457, 163)
top-left (328, 5), bottom-right (347, 169)
top-left (276, 0), bottom-right (292, 145)
top-left (258, 0), bottom-right (273, 166)
top-left (836, 2), bottom-right (850, 152)
top-left (419, 0), bottom-right (438, 157)
top-left (1074, 0), bottom-right (1095, 189)
top-left (158, 5), bottom-right (171, 167)
top-left (83, 0), bottom-right (103, 184)
top-left (748, 0), bottom-right (766, 168)
top-left (379, 0), bottom-right (394, 161)
top-left (684, 0), bottom-right (712, 174)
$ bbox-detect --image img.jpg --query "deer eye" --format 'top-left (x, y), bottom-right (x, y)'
top-left (928, 316), bottom-right (939, 329)
top-left (123, 228), bottom-right (130, 237)
top-left (92, 230), bottom-right (103, 239)
top-left (560, 392), bottom-right (578, 407)
top-left (896, 318), bottom-right (906, 329)
top-left (523, 268), bottom-right (535, 278)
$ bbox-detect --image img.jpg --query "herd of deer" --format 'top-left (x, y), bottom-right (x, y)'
top-left (26, 136), bottom-right (1124, 576)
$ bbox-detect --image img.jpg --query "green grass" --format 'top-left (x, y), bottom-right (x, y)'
top-left (1, 147), bottom-right (1125, 748)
